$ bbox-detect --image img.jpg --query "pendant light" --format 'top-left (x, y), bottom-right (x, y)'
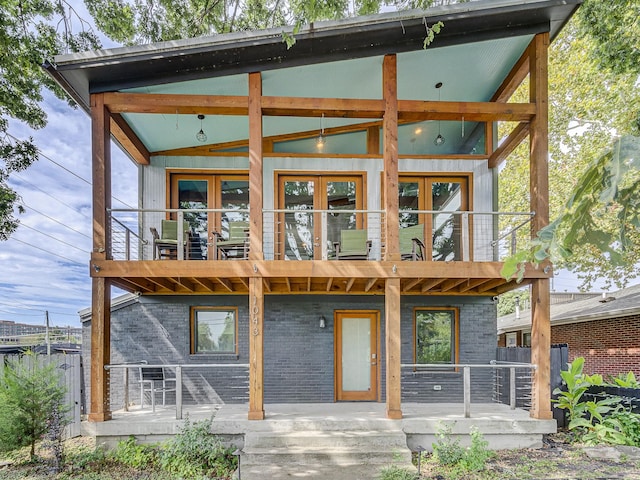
top-left (434, 82), bottom-right (445, 146)
top-left (196, 114), bottom-right (207, 143)
top-left (316, 113), bottom-right (325, 149)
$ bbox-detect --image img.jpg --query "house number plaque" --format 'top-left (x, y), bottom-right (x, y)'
top-left (252, 295), bottom-right (260, 336)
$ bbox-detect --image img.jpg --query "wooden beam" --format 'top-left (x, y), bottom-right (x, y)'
top-left (440, 278), bottom-right (468, 292)
top-left (366, 126), bottom-right (380, 154)
top-left (488, 122), bottom-right (530, 168)
top-left (103, 92), bottom-right (248, 115)
top-left (249, 73), bottom-right (264, 261)
top-left (365, 277), bottom-right (378, 292)
top-left (215, 277), bottom-right (234, 292)
top-left (120, 277), bottom-right (157, 293)
top-left (262, 278), bottom-right (271, 292)
top-left (421, 278), bottom-right (445, 292)
top-left (402, 278), bottom-right (423, 292)
top-left (346, 277), bottom-right (356, 292)
top-left (238, 278), bottom-right (249, 289)
top-left (457, 278), bottom-right (490, 293)
top-left (92, 259), bottom-right (552, 280)
top-left (147, 277), bottom-right (177, 291)
top-left (193, 277), bottom-right (219, 292)
top-left (110, 113), bottom-right (150, 165)
top-left (175, 277), bottom-right (195, 292)
top-left (261, 96), bottom-right (384, 118)
top-left (248, 277), bottom-right (264, 420)
top-left (529, 32), bottom-right (552, 421)
top-left (385, 278), bottom-right (402, 419)
top-left (307, 277), bottom-right (312, 292)
top-left (285, 277), bottom-right (291, 292)
top-left (91, 93), bottom-right (111, 261)
top-left (89, 277), bottom-right (111, 422)
top-left (398, 101), bottom-right (535, 122)
top-left (326, 278), bottom-right (334, 291)
top-left (383, 55), bottom-right (400, 262)
top-left (476, 278), bottom-right (506, 293)
top-left (492, 47), bottom-right (530, 103)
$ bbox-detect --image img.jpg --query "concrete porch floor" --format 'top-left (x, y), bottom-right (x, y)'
top-left (82, 402), bottom-right (557, 451)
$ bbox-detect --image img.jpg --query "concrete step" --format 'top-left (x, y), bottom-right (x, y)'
top-left (241, 446), bottom-right (412, 466)
top-left (245, 430), bottom-right (409, 449)
top-left (236, 463), bottom-right (416, 480)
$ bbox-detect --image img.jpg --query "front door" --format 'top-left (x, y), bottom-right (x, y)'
top-left (335, 311), bottom-right (379, 401)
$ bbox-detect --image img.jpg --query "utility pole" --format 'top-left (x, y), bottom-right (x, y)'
top-left (45, 310), bottom-right (51, 356)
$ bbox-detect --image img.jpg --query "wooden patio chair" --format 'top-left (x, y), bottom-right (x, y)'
top-left (150, 220), bottom-right (190, 260)
top-left (138, 366), bottom-right (176, 412)
top-left (333, 229), bottom-right (372, 260)
top-left (400, 224), bottom-right (426, 261)
top-left (212, 221), bottom-right (250, 260)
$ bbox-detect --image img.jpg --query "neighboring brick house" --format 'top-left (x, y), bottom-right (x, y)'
top-left (498, 285), bottom-right (640, 376)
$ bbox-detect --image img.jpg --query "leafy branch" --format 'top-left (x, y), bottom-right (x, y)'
top-left (502, 135), bottom-right (640, 282)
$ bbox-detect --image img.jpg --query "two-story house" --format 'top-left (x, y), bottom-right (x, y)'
top-left (47, 0), bottom-right (580, 426)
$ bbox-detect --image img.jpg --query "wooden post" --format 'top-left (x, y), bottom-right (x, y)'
top-left (383, 55), bottom-right (400, 261)
top-left (248, 72), bottom-right (263, 261)
top-left (385, 277), bottom-right (402, 419)
top-left (89, 93), bottom-right (112, 422)
top-left (529, 32), bottom-right (552, 420)
top-left (248, 277), bottom-right (265, 419)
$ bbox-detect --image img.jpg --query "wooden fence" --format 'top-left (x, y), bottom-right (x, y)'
top-left (0, 353), bottom-right (82, 438)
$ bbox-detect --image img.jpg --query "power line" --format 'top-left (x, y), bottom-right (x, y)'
top-left (10, 237), bottom-right (85, 265)
top-left (6, 132), bottom-right (136, 209)
top-left (10, 172), bottom-right (91, 220)
top-left (19, 202), bottom-right (91, 239)
top-left (19, 223), bottom-right (90, 254)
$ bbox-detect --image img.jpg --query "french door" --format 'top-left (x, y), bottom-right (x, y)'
top-left (398, 175), bottom-right (469, 261)
top-left (278, 174), bottom-right (364, 260)
top-left (170, 173), bottom-right (249, 259)
top-left (335, 311), bottom-right (379, 401)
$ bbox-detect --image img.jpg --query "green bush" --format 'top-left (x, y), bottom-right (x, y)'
top-left (112, 436), bottom-right (158, 469)
top-left (432, 423), bottom-right (493, 473)
top-left (158, 416), bottom-right (237, 479)
top-left (0, 352), bottom-right (69, 458)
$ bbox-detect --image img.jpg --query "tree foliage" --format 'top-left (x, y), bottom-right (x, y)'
top-left (0, 352), bottom-right (69, 458)
top-left (500, 13), bottom-right (640, 290)
top-left (0, 0), bottom-right (100, 239)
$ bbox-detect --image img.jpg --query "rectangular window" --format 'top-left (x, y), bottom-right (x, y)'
top-left (191, 307), bottom-right (238, 354)
top-left (414, 308), bottom-right (459, 367)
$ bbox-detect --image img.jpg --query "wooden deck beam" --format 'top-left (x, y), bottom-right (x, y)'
top-left (248, 277), bottom-right (264, 420)
top-left (385, 278), bottom-right (402, 419)
top-left (489, 122), bottom-right (530, 168)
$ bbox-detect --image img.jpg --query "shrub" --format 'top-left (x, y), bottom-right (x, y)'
top-left (158, 416), bottom-right (237, 479)
top-left (432, 423), bottom-right (493, 473)
top-left (0, 352), bottom-right (69, 458)
top-left (112, 436), bottom-right (158, 469)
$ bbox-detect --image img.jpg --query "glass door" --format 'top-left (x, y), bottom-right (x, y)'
top-left (398, 176), bottom-right (468, 261)
top-left (335, 311), bottom-right (378, 401)
top-left (278, 175), bottom-right (363, 260)
top-left (170, 173), bottom-right (249, 260)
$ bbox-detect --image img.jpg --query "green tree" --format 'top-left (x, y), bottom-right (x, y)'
top-left (0, 0), bottom-right (100, 240)
top-left (499, 16), bottom-right (640, 289)
top-left (0, 352), bottom-right (69, 458)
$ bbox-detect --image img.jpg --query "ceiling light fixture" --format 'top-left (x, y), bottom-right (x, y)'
top-left (434, 82), bottom-right (445, 146)
top-left (196, 114), bottom-right (207, 143)
top-left (316, 113), bottom-right (325, 149)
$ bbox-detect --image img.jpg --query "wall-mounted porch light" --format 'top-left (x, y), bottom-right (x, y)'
top-left (319, 316), bottom-right (326, 328)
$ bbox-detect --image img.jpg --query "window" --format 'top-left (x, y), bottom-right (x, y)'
top-left (191, 307), bottom-right (238, 354)
top-left (414, 308), bottom-right (459, 366)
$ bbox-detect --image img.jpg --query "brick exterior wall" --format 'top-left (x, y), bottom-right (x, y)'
top-left (551, 315), bottom-right (640, 376)
top-left (82, 295), bottom-right (496, 410)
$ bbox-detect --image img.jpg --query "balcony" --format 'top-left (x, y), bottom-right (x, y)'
top-left (95, 208), bottom-right (547, 296)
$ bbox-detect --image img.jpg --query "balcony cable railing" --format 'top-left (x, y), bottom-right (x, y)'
top-left (401, 361), bottom-right (537, 417)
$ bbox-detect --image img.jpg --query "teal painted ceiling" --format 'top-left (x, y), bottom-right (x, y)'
top-left (121, 34), bottom-right (532, 154)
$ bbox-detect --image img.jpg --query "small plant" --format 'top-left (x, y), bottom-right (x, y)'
top-left (431, 423), bottom-right (493, 473)
top-left (378, 465), bottom-right (418, 480)
top-left (112, 436), bottom-right (158, 469)
top-left (608, 371), bottom-right (640, 389)
top-left (41, 402), bottom-right (70, 473)
top-left (158, 416), bottom-right (237, 479)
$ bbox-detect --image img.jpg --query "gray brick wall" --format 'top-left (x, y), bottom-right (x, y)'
top-left (82, 294), bottom-right (496, 410)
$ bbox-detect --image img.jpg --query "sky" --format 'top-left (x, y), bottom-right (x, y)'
top-left (0, 3), bottom-right (618, 329)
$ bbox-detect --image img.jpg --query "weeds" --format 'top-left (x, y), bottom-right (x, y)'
top-left (378, 465), bottom-right (418, 480)
top-left (429, 422), bottom-right (494, 476)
